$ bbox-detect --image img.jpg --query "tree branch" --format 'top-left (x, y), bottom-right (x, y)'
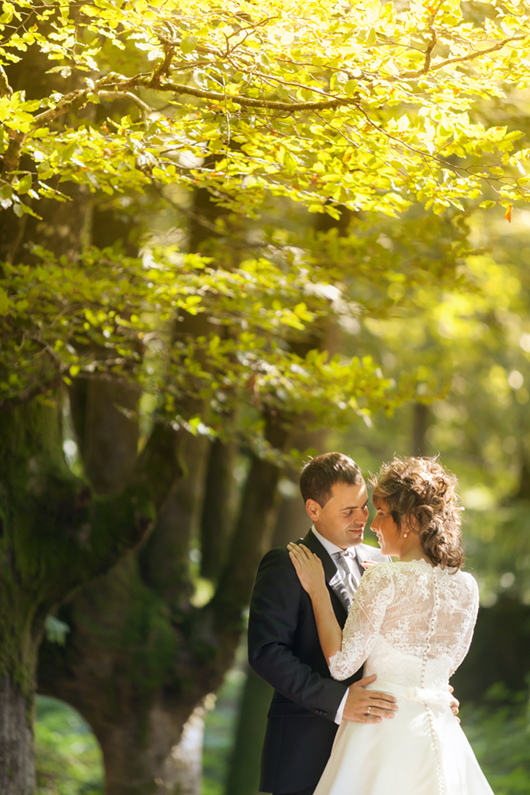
top-left (98, 90), bottom-right (151, 114)
top-left (417, 3), bottom-right (440, 77)
top-left (133, 75), bottom-right (352, 111)
top-left (400, 34), bottom-right (527, 79)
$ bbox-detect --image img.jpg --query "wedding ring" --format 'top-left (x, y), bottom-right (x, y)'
top-left (367, 706), bottom-right (372, 715)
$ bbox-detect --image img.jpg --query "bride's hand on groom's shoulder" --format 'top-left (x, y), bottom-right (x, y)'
top-left (287, 543), bottom-right (326, 599)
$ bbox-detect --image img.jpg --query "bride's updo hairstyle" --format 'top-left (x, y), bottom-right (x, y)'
top-left (370, 456), bottom-right (465, 570)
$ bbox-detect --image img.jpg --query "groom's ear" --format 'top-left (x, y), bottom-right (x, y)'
top-left (305, 498), bottom-right (321, 522)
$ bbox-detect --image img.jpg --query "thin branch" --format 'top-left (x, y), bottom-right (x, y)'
top-left (400, 34), bottom-right (527, 79)
top-left (152, 37), bottom-right (176, 82)
top-left (416, 2), bottom-right (441, 77)
top-left (98, 90), bottom-right (151, 114)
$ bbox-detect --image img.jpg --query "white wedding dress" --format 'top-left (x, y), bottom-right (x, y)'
top-left (314, 559), bottom-right (494, 795)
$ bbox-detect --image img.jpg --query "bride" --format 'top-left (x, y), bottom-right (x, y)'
top-left (288, 456), bottom-right (494, 795)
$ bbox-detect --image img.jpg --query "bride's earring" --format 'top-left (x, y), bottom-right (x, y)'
top-left (403, 532), bottom-right (408, 538)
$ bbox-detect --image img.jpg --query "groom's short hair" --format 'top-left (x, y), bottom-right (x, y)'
top-left (299, 452), bottom-right (363, 507)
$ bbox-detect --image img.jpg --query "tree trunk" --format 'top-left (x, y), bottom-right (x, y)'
top-left (223, 666), bottom-right (272, 795)
top-left (0, 397), bottom-right (149, 792)
top-left (0, 677), bottom-right (36, 795)
top-left (97, 699), bottom-right (206, 795)
top-left (412, 402), bottom-right (430, 456)
top-left (200, 439), bottom-right (238, 581)
top-left (37, 412), bottom-right (290, 794)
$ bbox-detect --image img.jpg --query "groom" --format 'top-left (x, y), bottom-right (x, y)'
top-left (248, 452), bottom-right (397, 795)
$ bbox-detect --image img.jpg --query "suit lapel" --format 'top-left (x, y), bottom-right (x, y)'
top-left (300, 531), bottom-right (348, 623)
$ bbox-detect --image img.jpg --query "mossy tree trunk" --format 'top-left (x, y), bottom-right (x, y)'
top-left (0, 391), bottom-right (180, 794)
top-left (37, 413), bottom-right (290, 795)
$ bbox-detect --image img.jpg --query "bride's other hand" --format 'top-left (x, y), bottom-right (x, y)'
top-left (448, 685), bottom-right (460, 722)
top-left (287, 543), bottom-right (326, 598)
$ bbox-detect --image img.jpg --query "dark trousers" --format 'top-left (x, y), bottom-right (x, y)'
top-left (273, 789), bottom-right (315, 795)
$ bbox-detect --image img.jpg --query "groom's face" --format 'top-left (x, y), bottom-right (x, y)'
top-left (307, 480), bottom-right (369, 550)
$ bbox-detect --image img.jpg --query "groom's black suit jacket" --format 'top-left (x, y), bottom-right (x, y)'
top-left (248, 530), bottom-right (387, 794)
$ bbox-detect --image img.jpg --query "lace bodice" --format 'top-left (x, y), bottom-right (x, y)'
top-left (329, 560), bottom-right (479, 690)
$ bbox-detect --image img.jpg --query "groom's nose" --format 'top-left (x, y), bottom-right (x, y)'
top-left (354, 505), bottom-right (369, 523)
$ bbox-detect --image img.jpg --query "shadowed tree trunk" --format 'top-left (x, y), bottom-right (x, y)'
top-left (223, 664), bottom-right (272, 795)
top-left (200, 439), bottom-right (238, 581)
top-left (0, 679), bottom-right (36, 795)
top-left (516, 455), bottom-right (530, 501)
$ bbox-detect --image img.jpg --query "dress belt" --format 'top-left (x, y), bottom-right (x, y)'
top-left (366, 678), bottom-right (453, 708)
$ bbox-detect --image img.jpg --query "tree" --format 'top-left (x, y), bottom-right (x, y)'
top-left (3, 1), bottom-right (530, 792)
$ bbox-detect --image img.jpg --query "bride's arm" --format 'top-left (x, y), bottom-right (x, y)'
top-left (287, 543), bottom-right (342, 663)
top-left (329, 565), bottom-right (394, 680)
top-left (289, 544), bottom-right (395, 680)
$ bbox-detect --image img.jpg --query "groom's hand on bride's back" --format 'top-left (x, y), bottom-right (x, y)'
top-left (342, 674), bottom-right (398, 723)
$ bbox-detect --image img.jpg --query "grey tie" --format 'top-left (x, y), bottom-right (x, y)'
top-left (332, 551), bottom-right (360, 610)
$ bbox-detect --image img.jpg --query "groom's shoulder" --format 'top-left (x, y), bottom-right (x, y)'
top-left (260, 543), bottom-right (290, 567)
top-left (259, 538), bottom-right (305, 569)
top-left (257, 535), bottom-right (317, 579)
top-left (253, 542), bottom-right (304, 595)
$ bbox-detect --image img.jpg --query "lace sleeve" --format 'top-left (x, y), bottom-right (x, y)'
top-left (329, 564), bottom-right (395, 681)
top-left (450, 573), bottom-right (479, 676)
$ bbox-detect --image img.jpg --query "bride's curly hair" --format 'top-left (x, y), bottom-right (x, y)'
top-left (370, 456), bottom-right (465, 570)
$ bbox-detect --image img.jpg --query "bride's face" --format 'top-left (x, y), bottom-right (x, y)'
top-left (370, 498), bottom-right (401, 556)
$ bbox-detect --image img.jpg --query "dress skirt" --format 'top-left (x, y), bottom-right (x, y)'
top-left (313, 680), bottom-right (495, 795)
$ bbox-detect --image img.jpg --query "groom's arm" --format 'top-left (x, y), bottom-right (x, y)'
top-left (248, 546), bottom-right (348, 721)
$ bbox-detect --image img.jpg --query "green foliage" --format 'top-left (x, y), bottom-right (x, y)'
top-left (35, 696), bottom-right (104, 795)
top-left (0, 240), bottom-right (418, 452)
top-left (461, 686), bottom-right (530, 795)
top-left (3, 0), bottom-right (530, 453)
top-left (2, 0), bottom-right (530, 217)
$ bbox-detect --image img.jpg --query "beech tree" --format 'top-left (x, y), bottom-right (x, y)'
top-left (2, 1), bottom-right (530, 793)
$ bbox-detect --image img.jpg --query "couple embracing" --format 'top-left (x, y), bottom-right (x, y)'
top-left (248, 452), bottom-right (495, 795)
